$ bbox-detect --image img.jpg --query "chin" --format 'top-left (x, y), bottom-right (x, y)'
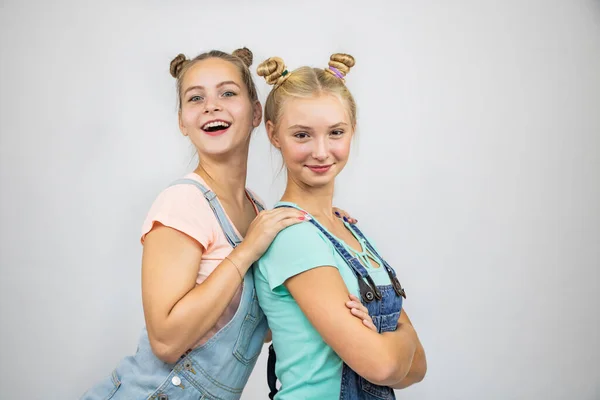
top-left (201, 145), bottom-right (232, 156)
top-left (204, 138), bottom-right (248, 156)
top-left (302, 176), bottom-right (335, 188)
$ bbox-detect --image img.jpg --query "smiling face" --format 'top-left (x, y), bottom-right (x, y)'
top-left (178, 57), bottom-right (262, 158)
top-left (267, 93), bottom-right (354, 189)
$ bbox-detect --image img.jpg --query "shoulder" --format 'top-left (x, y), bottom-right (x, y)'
top-left (141, 174), bottom-right (217, 246)
top-left (270, 221), bottom-right (330, 251)
top-left (257, 221), bottom-right (338, 291)
top-left (148, 177), bottom-right (214, 219)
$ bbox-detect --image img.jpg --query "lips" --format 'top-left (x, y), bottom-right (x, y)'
top-left (306, 164), bottom-right (333, 174)
top-left (201, 119), bottom-right (231, 136)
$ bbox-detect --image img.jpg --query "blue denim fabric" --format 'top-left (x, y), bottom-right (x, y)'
top-left (81, 179), bottom-right (269, 400)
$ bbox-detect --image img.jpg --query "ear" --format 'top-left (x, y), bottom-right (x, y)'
top-left (266, 120), bottom-right (280, 148)
top-left (178, 110), bottom-right (188, 136)
top-left (252, 101), bottom-right (263, 128)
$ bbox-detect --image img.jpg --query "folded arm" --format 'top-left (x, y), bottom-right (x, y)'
top-left (389, 310), bottom-right (427, 389)
top-left (285, 266), bottom-right (418, 386)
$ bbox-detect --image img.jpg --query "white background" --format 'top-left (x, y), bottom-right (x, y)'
top-left (1, 1), bottom-right (599, 399)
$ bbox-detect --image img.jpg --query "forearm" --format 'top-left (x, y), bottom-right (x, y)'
top-left (390, 338), bottom-right (427, 389)
top-left (149, 247), bottom-right (254, 361)
top-left (369, 323), bottom-right (417, 386)
top-left (286, 267), bottom-right (418, 385)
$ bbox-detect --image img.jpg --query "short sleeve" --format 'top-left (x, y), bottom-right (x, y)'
top-left (257, 222), bottom-right (337, 291)
top-left (141, 184), bottom-right (216, 249)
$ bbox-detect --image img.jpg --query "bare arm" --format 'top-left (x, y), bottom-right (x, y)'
top-left (142, 224), bottom-right (255, 363)
top-left (285, 266), bottom-right (418, 386)
top-left (345, 296), bottom-right (427, 388)
top-left (390, 310), bottom-right (427, 389)
top-left (143, 208), bottom-right (305, 364)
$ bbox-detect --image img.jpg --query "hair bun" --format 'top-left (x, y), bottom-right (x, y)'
top-left (257, 57), bottom-right (288, 86)
top-left (170, 53), bottom-right (188, 78)
top-left (232, 47), bottom-right (253, 68)
top-left (327, 53), bottom-right (355, 78)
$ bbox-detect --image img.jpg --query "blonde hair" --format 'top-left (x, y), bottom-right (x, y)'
top-left (256, 53), bottom-right (357, 128)
top-left (169, 47), bottom-right (258, 110)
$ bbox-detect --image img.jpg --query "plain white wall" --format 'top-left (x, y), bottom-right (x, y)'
top-left (1, 0), bottom-right (599, 399)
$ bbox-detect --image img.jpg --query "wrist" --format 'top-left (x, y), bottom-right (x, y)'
top-left (225, 256), bottom-right (244, 282)
top-left (229, 244), bottom-right (255, 272)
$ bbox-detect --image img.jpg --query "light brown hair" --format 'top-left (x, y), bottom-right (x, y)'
top-left (170, 47), bottom-right (258, 110)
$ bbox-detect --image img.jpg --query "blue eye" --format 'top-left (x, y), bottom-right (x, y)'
top-left (222, 91), bottom-right (236, 97)
top-left (189, 95), bottom-right (203, 102)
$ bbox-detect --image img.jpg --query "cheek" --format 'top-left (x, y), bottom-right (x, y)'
top-left (330, 138), bottom-right (352, 160)
top-left (180, 106), bottom-right (200, 127)
top-left (230, 100), bottom-right (253, 122)
top-left (281, 142), bottom-right (311, 166)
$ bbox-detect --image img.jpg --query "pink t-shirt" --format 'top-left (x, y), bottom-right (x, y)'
top-left (141, 172), bottom-right (262, 348)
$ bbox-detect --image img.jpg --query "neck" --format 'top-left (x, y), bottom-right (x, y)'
top-left (195, 143), bottom-right (249, 205)
top-left (281, 174), bottom-right (336, 222)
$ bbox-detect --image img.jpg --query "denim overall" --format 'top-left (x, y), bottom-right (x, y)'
top-left (82, 179), bottom-right (269, 400)
top-left (267, 206), bottom-right (406, 400)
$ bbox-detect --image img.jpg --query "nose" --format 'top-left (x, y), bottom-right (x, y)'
top-left (203, 96), bottom-right (221, 113)
top-left (312, 137), bottom-right (329, 161)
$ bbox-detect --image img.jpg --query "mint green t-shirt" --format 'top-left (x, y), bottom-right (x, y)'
top-left (253, 202), bottom-right (392, 400)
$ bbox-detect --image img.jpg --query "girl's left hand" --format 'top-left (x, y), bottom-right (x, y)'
top-left (346, 294), bottom-right (377, 332)
top-left (333, 207), bottom-right (358, 224)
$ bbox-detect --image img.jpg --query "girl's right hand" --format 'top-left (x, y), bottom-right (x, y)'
top-left (346, 294), bottom-right (378, 332)
top-left (233, 208), bottom-right (308, 269)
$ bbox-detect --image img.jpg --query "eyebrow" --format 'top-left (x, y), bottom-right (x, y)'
top-left (287, 122), bottom-right (349, 130)
top-left (184, 81), bottom-right (241, 95)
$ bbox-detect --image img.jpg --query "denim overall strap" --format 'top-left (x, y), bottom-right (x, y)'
top-left (347, 224), bottom-right (407, 299)
top-left (245, 190), bottom-right (266, 212)
top-left (306, 219), bottom-right (383, 302)
top-left (169, 178), bottom-right (244, 247)
top-left (274, 205), bottom-right (381, 303)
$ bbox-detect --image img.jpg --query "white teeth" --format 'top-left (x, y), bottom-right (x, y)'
top-left (202, 121), bottom-right (230, 130)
